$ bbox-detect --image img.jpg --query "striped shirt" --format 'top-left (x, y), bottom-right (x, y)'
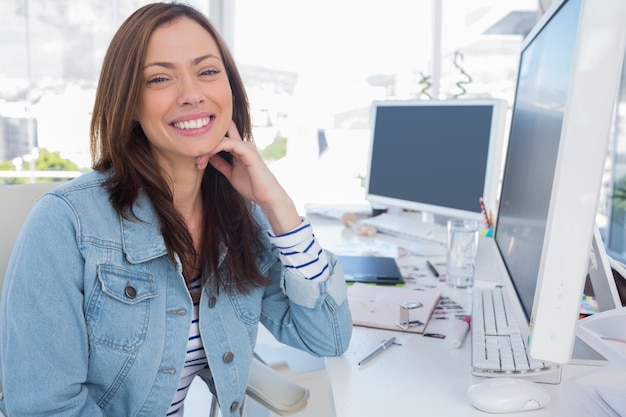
top-left (168, 217), bottom-right (327, 415)
top-left (167, 277), bottom-right (205, 416)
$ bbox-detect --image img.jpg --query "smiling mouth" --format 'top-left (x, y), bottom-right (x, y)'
top-left (172, 116), bottom-right (211, 130)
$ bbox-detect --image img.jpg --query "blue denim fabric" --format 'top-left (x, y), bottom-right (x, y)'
top-left (0, 170), bottom-right (352, 417)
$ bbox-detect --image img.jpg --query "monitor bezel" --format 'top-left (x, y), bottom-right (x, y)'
top-left (493, 0), bottom-right (626, 364)
top-left (364, 98), bottom-right (508, 222)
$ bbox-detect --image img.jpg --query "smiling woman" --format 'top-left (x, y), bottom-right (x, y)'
top-left (0, 3), bottom-right (352, 416)
top-left (137, 17), bottom-right (234, 173)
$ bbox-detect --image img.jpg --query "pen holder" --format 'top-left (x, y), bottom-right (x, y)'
top-left (397, 301), bottom-right (424, 330)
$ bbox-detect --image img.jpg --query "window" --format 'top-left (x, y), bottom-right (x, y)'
top-left (1, 0), bottom-right (535, 211)
top-left (0, 0), bottom-right (209, 183)
top-left (232, 0), bottom-right (535, 210)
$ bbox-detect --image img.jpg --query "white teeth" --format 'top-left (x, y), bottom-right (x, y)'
top-left (174, 117), bottom-right (210, 130)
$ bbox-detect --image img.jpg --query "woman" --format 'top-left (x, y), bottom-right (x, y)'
top-left (0, 3), bottom-right (352, 416)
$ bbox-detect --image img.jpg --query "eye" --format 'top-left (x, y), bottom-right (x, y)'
top-left (146, 76), bottom-right (169, 84)
top-left (199, 68), bottom-right (220, 77)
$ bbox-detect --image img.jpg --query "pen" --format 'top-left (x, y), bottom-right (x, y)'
top-left (426, 260), bottom-right (440, 277)
top-left (479, 197), bottom-right (493, 228)
top-left (450, 315), bottom-right (471, 348)
top-left (358, 337), bottom-right (396, 365)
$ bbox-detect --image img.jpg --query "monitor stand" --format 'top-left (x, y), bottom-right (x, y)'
top-left (421, 210), bottom-right (435, 225)
top-left (571, 336), bottom-right (607, 364)
top-left (588, 227), bottom-right (623, 312)
top-left (570, 226), bottom-right (622, 365)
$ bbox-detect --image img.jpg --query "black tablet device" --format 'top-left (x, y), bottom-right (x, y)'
top-left (338, 255), bottom-right (404, 285)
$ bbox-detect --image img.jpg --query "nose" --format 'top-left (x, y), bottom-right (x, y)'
top-left (178, 76), bottom-right (205, 106)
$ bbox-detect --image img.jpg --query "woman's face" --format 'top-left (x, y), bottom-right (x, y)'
top-left (137, 17), bottom-right (233, 171)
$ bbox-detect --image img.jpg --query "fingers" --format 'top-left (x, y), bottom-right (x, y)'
top-left (208, 152), bottom-right (232, 178)
top-left (196, 121), bottom-right (256, 172)
top-left (195, 121), bottom-right (238, 171)
top-left (196, 154), bottom-right (211, 170)
top-left (225, 121), bottom-right (242, 141)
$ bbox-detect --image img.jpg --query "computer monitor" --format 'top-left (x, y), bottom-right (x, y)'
top-left (364, 99), bottom-right (508, 222)
top-left (481, 0), bottom-right (626, 365)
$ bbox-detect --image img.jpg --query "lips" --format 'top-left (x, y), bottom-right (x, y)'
top-left (172, 116), bottom-right (211, 130)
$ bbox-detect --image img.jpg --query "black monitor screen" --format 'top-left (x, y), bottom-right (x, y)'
top-left (495, 0), bottom-right (580, 320)
top-left (366, 100), bottom-right (504, 220)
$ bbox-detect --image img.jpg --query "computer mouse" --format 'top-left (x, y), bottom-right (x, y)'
top-left (467, 377), bottom-right (550, 413)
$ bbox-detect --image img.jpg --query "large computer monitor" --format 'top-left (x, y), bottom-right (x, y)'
top-left (480, 0), bottom-right (626, 365)
top-left (365, 99), bottom-right (508, 222)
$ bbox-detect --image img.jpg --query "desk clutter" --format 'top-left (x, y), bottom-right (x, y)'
top-left (340, 212), bottom-right (377, 237)
top-left (347, 282), bottom-right (440, 334)
top-left (338, 255), bottom-right (404, 285)
top-left (304, 203), bottom-right (448, 245)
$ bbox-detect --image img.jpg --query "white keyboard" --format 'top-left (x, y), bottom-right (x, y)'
top-left (359, 213), bottom-right (446, 245)
top-left (471, 287), bottom-right (562, 383)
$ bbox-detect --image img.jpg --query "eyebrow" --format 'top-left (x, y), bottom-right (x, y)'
top-left (144, 54), bottom-right (220, 70)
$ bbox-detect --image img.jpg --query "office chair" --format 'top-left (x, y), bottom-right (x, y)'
top-left (205, 354), bottom-right (309, 417)
top-left (0, 182), bottom-right (59, 283)
top-left (0, 182), bottom-right (310, 416)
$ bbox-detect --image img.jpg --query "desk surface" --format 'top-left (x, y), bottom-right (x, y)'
top-left (325, 304), bottom-right (596, 417)
top-left (308, 214), bottom-right (601, 417)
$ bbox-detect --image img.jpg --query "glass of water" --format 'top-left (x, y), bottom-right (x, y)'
top-left (446, 219), bottom-right (479, 288)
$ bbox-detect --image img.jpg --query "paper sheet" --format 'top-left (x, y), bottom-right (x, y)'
top-left (347, 282), bottom-right (440, 333)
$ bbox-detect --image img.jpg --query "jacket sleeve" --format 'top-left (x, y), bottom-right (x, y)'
top-left (262, 251), bottom-right (352, 357)
top-left (256, 211), bottom-right (352, 357)
top-left (0, 194), bottom-right (102, 416)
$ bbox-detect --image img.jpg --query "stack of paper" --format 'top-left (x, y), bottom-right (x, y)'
top-left (347, 283), bottom-right (440, 333)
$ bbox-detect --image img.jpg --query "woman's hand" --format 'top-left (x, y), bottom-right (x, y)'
top-left (196, 121), bottom-right (301, 234)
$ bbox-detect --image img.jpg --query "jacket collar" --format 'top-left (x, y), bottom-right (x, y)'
top-left (121, 189), bottom-right (169, 264)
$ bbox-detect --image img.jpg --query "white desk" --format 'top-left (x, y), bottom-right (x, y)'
top-left (308, 215), bottom-right (603, 417)
top-left (325, 310), bottom-right (597, 417)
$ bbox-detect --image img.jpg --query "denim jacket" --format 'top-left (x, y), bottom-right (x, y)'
top-left (0, 170), bottom-right (352, 417)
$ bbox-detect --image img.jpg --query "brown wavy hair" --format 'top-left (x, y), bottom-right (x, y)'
top-left (90, 2), bottom-right (268, 295)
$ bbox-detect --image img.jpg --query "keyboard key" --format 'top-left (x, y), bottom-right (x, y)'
top-left (471, 287), bottom-right (561, 382)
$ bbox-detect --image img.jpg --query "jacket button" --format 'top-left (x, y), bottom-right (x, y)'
top-left (223, 351), bottom-right (234, 363)
top-left (229, 401), bottom-right (239, 412)
top-left (124, 284), bottom-right (137, 299)
top-left (208, 297), bottom-right (217, 308)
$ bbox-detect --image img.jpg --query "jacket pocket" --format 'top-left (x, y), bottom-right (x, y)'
top-left (227, 285), bottom-right (263, 325)
top-left (87, 264), bottom-right (157, 352)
